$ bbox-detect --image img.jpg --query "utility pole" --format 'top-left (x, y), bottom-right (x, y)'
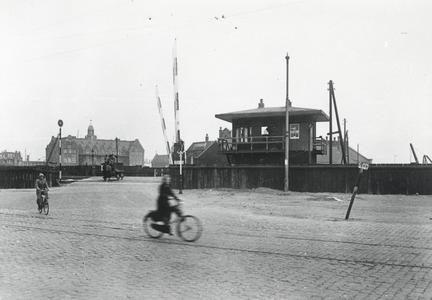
top-left (284, 53), bottom-right (290, 192)
top-left (328, 81), bottom-right (347, 165)
top-left (329, 81), bottom-right (332, 164)
top-left (343, 118), bottom-right (349, 164)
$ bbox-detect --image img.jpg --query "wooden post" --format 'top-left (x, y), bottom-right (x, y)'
top-left (345, 169), bottom-right (362, 220)
top-left (345, 163), bottom-right (369, 220)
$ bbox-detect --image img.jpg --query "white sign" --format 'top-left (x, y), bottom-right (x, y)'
top-left (358, 162), bottom-right (369, 170)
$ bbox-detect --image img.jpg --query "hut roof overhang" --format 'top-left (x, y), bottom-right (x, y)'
top-left (215, 106), bottom-right (330, 123)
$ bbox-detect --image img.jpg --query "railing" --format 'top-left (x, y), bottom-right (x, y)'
top-left (218, 136), bottom-right (284, 153)
top-left (218, 136), bottom-right (327, 155)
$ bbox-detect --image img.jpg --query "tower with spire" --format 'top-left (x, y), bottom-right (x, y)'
top-left (85, 121), bottom-right (97, 140)
top-left (45, 121), bottom-right (144, 166)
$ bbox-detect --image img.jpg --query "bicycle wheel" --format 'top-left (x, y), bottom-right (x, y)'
top-left (176, 215), bottom-right (202, 242)
top-left (43, 201), bottom-right (49, 215)
top-left (143, 211), bottom-right (164, 239)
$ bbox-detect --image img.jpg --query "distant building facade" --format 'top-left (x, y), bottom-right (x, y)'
top-left (151, 154), bottom-right (170, 168)
top-left (45, 123), bottom-right (145, 166)
top-left (0, 151), bottom-right (45, 166)
top-left (21, 156), bottom-right (45, 166)
top-left (0, 151), bottom-right (23, 165)
top-left (185, 133), bottom-right (229, 166)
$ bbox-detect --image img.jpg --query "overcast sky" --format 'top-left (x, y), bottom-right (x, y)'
top-left (1, 0), bottom-right (431, 163)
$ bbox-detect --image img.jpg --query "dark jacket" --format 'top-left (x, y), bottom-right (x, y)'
top-left (157, 182), bottom-right (177, 209)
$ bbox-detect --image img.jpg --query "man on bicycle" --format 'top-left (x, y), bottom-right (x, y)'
top-left (35, 173), bottom-right (49, 209)
top-left (156, 175), bottom-right (182, 234)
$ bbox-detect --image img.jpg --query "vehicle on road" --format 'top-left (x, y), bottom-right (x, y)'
top-left (38, 190), bottom-right (49, 215)
top-left (101, 161), bottom-right (125, 181)
top-left (143, 201), bottom-right (202, 242)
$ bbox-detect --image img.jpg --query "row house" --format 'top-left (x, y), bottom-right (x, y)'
top-left (0, 151), bottom-right (23, 165)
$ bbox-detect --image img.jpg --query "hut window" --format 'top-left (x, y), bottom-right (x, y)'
top-left (236, 126), bottom-right (252, 142)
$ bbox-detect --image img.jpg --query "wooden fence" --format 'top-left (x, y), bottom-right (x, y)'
top-left (3, 164), bottom-right (432, 195)
top-left (0, 166), bottom-right (167, 189)
top-left (0, 166), bottom-right (59, 189)
top-left (168, 164), bottom-right (432, 195)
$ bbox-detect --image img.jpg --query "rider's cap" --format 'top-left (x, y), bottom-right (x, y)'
top-left (39, 173), bottom-right (44, 177)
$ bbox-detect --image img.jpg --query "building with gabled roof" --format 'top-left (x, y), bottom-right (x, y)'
top-left (151, 154), bottom-right (170, 168)
top-left (185, 134), bottom-right (228, 166)
top-left (45, 123), bottom-right (144, 166)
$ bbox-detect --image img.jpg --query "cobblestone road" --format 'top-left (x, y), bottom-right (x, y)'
top-left (1, 177), bottom-right (432, 299)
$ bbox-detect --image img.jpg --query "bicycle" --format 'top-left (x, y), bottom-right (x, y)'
top-left (37, 190), bottom-right (49, 215)
top-left (143, 201), bottom-right (202, 242)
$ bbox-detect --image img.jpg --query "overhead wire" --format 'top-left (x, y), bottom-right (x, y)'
top-left (0, 1), bottom-right (131, 42)
top-left (0, 0), bottom-right (308, 67)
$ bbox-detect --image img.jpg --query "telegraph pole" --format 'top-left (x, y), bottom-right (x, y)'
top-left (328, 81), bottom-right (347, 164)
top-left (284, 53), bottom-right (290, 192)
top-left (329, 81), bottom-right (333, 164)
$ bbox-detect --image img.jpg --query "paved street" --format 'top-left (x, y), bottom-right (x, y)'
top-left (1, 177), bottom-right (432, 299)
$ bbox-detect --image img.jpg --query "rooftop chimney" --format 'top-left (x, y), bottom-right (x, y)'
top-left (205, 134), bottom-right (209, 143)
top-left (258, 99), bottom-right (265, 108)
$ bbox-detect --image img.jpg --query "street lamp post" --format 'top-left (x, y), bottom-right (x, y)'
top-left (178, 150), bottom-right (183, 194)
top-left (58, 120), bottom-right (63, 183)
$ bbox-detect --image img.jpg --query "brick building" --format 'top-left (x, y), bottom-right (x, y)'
top-left (45, 123), bottom-right (145, 166)
top-left (185, 132), bottom-right (229, 166)
top-left (151, 154), bottom-right (170, 168)
top-left (0, 151), bottom-right (23, 165)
